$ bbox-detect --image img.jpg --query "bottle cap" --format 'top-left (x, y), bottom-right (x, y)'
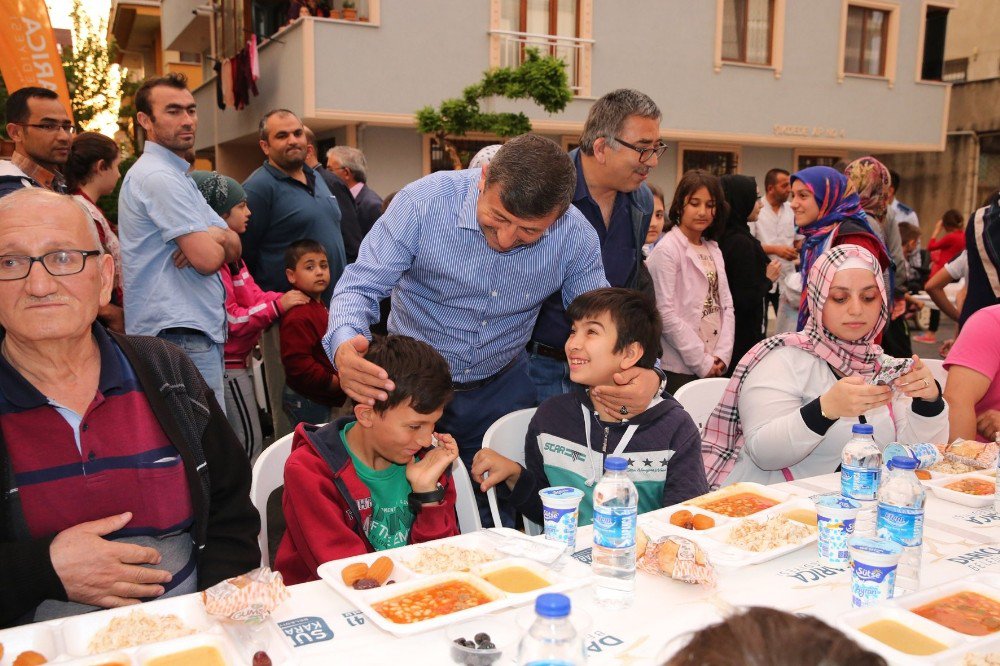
top-left (604, 456), bottom-right (628, 471)
top-left (851, 423), bottom-right (874, 435)
top-left (535, 592), bottom-right (571, 618)
top-left (888, 455), bottom-right (918, 470)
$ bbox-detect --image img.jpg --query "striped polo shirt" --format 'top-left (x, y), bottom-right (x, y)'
top-left (0, 325), bottom-right (197, 618)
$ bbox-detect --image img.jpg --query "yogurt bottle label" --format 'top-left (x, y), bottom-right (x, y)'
top-left (592, 506), bottom-right (636, 548)
top-left (542, 504), bottom-right (580, 549)
top-left (841, 466), bottom-right (880, 501)
top-left (817, 515), bottom-right (856, 565)
top-left (851, 562), bottom-right (898, 607)
top-left (876, 505), bottom-right (923, 547)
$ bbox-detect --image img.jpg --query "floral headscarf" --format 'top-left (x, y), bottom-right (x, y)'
top-left (793, 166), bottom-right (880, 329)
top-left (844, 156), bottom-right (891, 221)
top-left (700, 244), bottom-right (889, 488)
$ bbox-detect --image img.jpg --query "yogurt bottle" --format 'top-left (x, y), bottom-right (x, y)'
top-left (847, 536), bottom-right (903, 608)
top-left (814, 495), bottom-right (861, 568)
top-left (539, 486), bottom-right (585, 554)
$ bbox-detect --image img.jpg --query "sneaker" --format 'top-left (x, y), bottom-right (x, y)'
top-left (913, 332), bottom-right (937, 344)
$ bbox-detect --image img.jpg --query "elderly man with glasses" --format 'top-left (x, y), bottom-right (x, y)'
top-left (0, 189), bottom-right (259, 627)
top-left (526, 88), bottom-right (667, 402)
top-left (0, 87), bottom-right (75, 197)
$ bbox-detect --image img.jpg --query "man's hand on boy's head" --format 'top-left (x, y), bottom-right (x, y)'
top-left (405, 433), bottom-right (458, 494)
top-left (334, 335), bottom-right (396, 405)
top-left (591, 367), bottom-right (661, 421)
top-left (471, 449), bottom-right (522, 493)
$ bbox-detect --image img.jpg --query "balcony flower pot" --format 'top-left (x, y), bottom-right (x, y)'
top-left (342, 0), bottom-right (357, 19)
top-left (328, 8), bottom-right (340, 18)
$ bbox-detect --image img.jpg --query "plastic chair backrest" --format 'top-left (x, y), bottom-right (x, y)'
top-left (451, 457), bottom-right (482, 534)
top-left (922, 358), bottom-right (948, 390)
top-left (482, 408), bottom-right (541, 535)
top-left (250, 432), bottom-right (295, 567)
top-left (672, 377), bottom-right (731, 433)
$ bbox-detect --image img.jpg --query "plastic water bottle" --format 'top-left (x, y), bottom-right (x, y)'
top-left (876, 456), bottom-right (925, 597)
top-left (517, 593), bottom-right (586, 666)
top-left (841, 423), bottom-right (882, 537)
top-left (591, 456), bottom-right (637, 609)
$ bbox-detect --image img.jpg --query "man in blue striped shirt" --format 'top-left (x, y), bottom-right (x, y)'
top-left (323, 136), bottom-right (664, 519)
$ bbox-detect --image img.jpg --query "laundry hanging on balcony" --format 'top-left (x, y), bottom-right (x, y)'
top-left (214, 38), bottom-right (261, 111)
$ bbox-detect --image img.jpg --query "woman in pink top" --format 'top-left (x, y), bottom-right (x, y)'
top-left (943, 303), bottom-right (1000, 442)
top-left (66, 132), bottom-right (125, 332)
top-left (647, 170), bottom-right (735, 394)
top-left (192, 171), bottom-right (309, 461)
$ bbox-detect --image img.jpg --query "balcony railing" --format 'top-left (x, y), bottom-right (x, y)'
top-left (490, 29), bottom-right (593, 94)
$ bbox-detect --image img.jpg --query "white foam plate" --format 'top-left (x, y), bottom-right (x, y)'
top-left (838, 576), bottom-right (1000, 664)
top-left (642, 498), bottom-right (818, 568)
top-left (0, 622), bottom-right (61, 666)
top-left (925, 472), bottom-right (996, 508)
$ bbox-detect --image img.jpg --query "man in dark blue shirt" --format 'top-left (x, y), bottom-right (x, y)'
top-left (527, 89), bottom-right (664, 401)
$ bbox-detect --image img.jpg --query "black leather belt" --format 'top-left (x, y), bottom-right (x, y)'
top-left (526, 340), bottom-right (567, 362)
top-left (160, 327), bottom-right (208, 337)
top-left (452, 356), bottom-right (519, 392)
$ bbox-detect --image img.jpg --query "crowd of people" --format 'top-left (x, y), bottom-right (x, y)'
top-left (1, 76), bottom-right (999, 661)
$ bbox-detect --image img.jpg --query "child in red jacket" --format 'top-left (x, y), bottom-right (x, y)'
top-left (275, 335), bottom-right (460, 583)
top-left (280, 239), bottom-right (345, 426)
top-left (191, 171), bottom-right (308, 462)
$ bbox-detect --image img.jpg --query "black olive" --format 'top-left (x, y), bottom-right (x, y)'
top-left (352, 577), bottom-right (379, 590)
top-left (482, 642), bottom-right (496, 650)
top-left (474, 632), bottom-right (490, 645)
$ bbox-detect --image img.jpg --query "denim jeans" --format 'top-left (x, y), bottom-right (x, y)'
top-left (157, 330), bottom-right (226, 415)
top-left (282, 385), bottom-right (332, 429)
top-left (526, 352), bottom-right (574, 404)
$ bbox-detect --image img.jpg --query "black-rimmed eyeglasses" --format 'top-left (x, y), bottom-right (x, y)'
top-left (613, 137), bottom-right (668, 163)
top-left (0, 250), bottom-right (102, 280)
top-left (14, 122), bottom-right (76, 135)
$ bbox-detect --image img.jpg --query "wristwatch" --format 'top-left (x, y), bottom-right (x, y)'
top-left (408, 484), bottom-right (446, 515)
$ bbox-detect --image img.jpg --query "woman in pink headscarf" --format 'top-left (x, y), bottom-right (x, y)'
top-left (701, 244), bottom-right (947, 488)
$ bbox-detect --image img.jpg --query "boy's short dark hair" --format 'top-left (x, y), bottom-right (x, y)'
top-left (284, 239), bottom-right (327, 271)
top-left (566, 288), bottom-right (662, 369)
top-left (364, 335), bottom-right (453, 415)
top-left (898, 222), bottom-right (921, 245)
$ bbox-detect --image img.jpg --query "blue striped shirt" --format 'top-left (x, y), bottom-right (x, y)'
top-left (323, 169), bottom-right (608, 382)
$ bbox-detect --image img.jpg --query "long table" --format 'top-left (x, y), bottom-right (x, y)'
top-left (4, 474), bottom-right (998, 665)
top-left (271, 473), bottom-right (1000, 665)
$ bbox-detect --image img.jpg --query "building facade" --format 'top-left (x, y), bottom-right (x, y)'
top-left (115, 0), bottom-right (955, 207)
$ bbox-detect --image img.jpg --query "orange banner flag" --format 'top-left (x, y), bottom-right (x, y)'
top-left (0, 0), bottom-right (74, 120)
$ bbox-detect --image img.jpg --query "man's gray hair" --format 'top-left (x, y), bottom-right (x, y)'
top-left (484, 134), bottom-right (575, 220)
top-left (578, 89), bottom-right (661, 156)
top-left (326, 145), bottom-right (368, 183)
top-left (0, 188), bottom-right (104, 251)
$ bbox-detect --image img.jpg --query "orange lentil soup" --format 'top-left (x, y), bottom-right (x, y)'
top-left (702, 493), bottom-right (779, 517)
top-left (482, 566), bottom-right (551, 593)
top-left (912, 591), bottom-right (1000, 636)
top-left (144, 646), bottom-right (226, 666)
top-left (372, 580), bottom-right (494, 624)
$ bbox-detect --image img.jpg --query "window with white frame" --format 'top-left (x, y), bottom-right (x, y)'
top-left (722, 0), bottom-right (774, 65)
top-left (844, 4), bottom-right (889, 76)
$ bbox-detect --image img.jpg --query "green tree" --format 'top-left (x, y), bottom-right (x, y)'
top-left (416, 48), bottom-right (573, 170)
top-left (62, 0), bottom-right (121, 131)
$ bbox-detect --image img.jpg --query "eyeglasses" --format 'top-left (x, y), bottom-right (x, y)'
top-left (15, 122), bottom-right (76, 135)
top-left (0, 250), bottom-right (102, 281)
top-left (612, 137), bottom-right (668, 163)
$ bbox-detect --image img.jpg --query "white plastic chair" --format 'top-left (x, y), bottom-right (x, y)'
top-left (482, 408), bottom-right (542, 535)
top-left (250, 431), bottom-right (295, 567)
top-left (672, 377), bottom-right (731, 433)
top-left (922, 358), bottom-right (948, 390)
top-left (451, 458), bottom-right (482, 534)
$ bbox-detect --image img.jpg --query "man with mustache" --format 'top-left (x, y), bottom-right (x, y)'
top-left (118, 73), bottom-right (241, 411)
top-left (526, 89), bottom-right (666, 401)
top-left (0, 87), bottom-right (72, 197)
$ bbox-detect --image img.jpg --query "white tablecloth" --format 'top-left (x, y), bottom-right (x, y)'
top-left (268, 473), bottom-right (1000, 665)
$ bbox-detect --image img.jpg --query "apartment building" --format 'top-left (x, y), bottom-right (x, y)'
top-left (115, 0), bottom-right (955, 204)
